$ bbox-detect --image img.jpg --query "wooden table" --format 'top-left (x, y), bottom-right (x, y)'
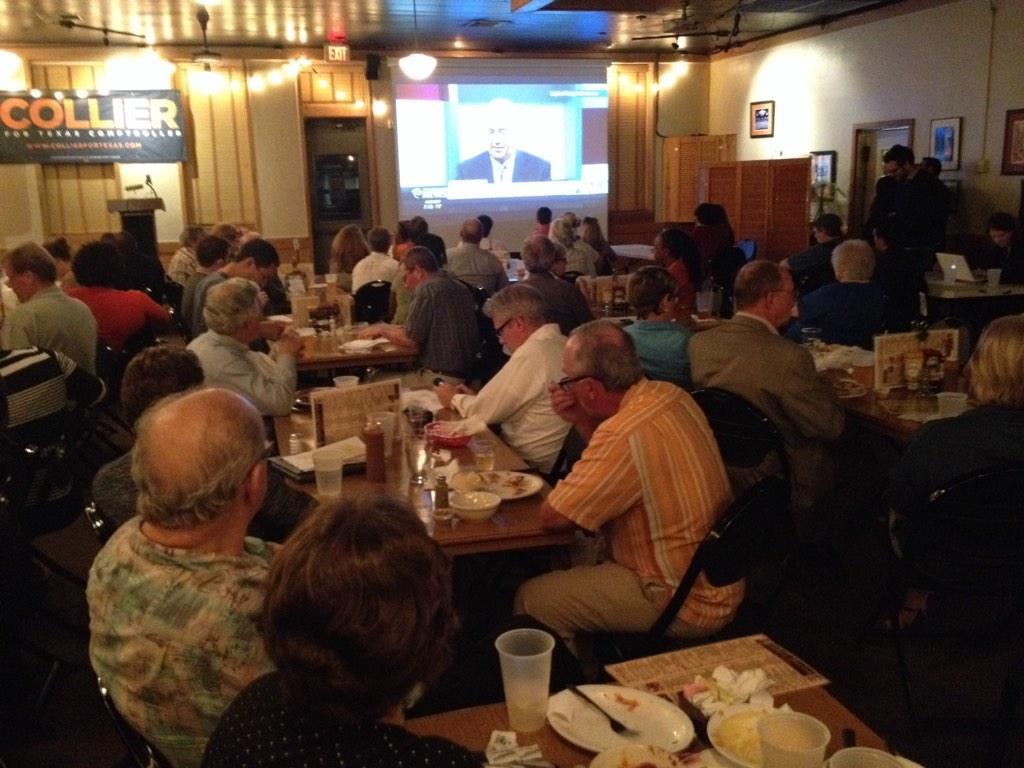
top-left (924, 274), bottom-right (1024, 338)
top-left (407, 687), bottom-right (888, 767)
top-left (296, 344), bottom-right (417, 374)
top-left (273, 411), bottom-right (576, 556)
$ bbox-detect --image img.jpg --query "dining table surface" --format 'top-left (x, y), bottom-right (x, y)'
top-left (406, 684), bottom-right (890, 767)
top-left (295, 341), bottom-right (418, 373)
top-left (272, 409), bottom-right (576, 557)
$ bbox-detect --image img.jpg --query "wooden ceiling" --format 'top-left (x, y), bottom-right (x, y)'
top-left (3, 0), bottom-right (912, 57)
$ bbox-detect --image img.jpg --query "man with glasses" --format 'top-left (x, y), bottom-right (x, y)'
top-left (435, 284), bottom-right (568, 472)
top-left (514, 320), bottom-right (739, 649)
top-left (690, 260), bottom-right (844, 539)
top-left (87, 388), bottom-right (277, 768)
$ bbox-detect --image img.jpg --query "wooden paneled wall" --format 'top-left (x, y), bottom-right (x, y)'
top-left (298, 68), bottom-right (368, 107)
top-left (661, 134), bottom-right (736, 222)
top-left (179, 66), bottom-right (259, 230)
top-left (608, 64), bottom-right (654, 216)
top-left (29, 63), bottom-right (121, 239)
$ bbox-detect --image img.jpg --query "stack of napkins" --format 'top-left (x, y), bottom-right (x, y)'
top-left (484, 731), bottom-right (553, 768)
top-left (681, 666), bottom-right (774, 716)
top-left (270, 436), bottom-right (366, 480)
top-left (340, 337), bottom-right (389, 353)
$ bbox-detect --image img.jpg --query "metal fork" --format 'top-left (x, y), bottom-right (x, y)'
top-left (568, 685), bottom-right (640, 737)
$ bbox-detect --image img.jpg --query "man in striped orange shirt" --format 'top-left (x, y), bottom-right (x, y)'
top-left (514, 321), bottom-right (741, 648)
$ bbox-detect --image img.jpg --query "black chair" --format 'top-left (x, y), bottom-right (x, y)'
top-left (85, 500), bottom-right (114, 545)
top-left (97, 676), bottom-right (173, 768)
top-left (354, 280), bottom-right (391, 323)
top-left (162, 278), bottom-right (189, 338)
top-left (597, 475), bottom-right (791, 665)
top-left (868, 466), bottom-right (1024, 756)
top-left (792, 260), bottom-right (836, 296)
top-left (710, 246), bottom-right (746, 319)
top-left (456, 280), bottom-right (507, 384)
top-left (546, 428), bottom-right (587, 486)
top-left (561, 270), bottom-right (583, 284)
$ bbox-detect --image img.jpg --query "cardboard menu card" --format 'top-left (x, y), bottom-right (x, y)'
top-left (310, 379), bottom-right (401, 446)
top-left (873, 329), bottom-right (959, 392)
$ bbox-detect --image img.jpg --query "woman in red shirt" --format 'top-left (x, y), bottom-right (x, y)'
top-left (66, 240), bottom-right (170, 352)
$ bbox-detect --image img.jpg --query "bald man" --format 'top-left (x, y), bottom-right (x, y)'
top-left (446, 218), bottom-right (509, 294)
top-left (87, 389), bottom-right (276, 768)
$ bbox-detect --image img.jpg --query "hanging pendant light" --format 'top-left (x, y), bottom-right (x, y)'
top-left (398, 0), bottom-right (436, 80)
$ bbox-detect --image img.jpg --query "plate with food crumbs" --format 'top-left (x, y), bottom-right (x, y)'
top-left (548, 685), bottom-right (694, 754)
top-left (589, 743), bottom-right (687, 768)
top-left (468, 470), bottom-right (544, 500)
top-left (707, 704), bottom-right (786, 768)
top-left (833, 378), bottom-right (868, 400)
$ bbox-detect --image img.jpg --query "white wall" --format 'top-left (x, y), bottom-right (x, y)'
top-left (708, 0), bottom-right (1024, 233)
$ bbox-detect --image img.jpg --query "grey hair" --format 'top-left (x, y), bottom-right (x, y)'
top-left (179, 225), bottom-right (206, 247)
top-left (568, 319), bottom-right (643, 392)
top-left (203, 277), bottom-right (262, 335)
top-left (520, 235), bottom-right (558, 272)
top-left (486, 284), bottom-right (546, 327)
top-left (831, 239), bottom-right (875, 282)
top-left (132, 389), bottom-right (266, 529)
top-left (550, 216), bottom-right (576, 248)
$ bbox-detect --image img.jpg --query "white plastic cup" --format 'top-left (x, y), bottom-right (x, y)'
top-left (696, 290), bottom-right (714, 318)
top-left (312, 447), bottom-right (345, 497)
top-left (369, 411), bottom-right (397, 457)
top-left (471, 438), bottom-right (496, 471)
top-left (333, 375), bottom-right (359, 389)
top-left (494, 628), bottom-right (554, 733)
top-left (987, 268), bottom-right (1002, 290)
top-left (757, 712), bottom-right (830, 768)
top-left (936, 391), bottom-right (969, 417)
top-left (828, 747), bottom-right (902, 768)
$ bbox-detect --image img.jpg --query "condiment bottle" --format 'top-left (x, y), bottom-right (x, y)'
top-left (363, 416), bottom-right (386, 482)
top-left (288, 432), bottom-right (303, 456)
top-left (434, 475), bottom-right (450, 517)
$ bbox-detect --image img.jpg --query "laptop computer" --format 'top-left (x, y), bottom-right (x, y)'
top-left (935, 252), bottom-right (981, 283)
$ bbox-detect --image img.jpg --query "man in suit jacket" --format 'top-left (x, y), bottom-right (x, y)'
top-left (455, 98), bottom-right (551, 183)
top-left (689, 261), bottom-right (845, 539)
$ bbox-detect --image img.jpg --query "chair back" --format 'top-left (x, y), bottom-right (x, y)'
top-left (710, 247), bottom-right (746, 319)
top-left (793, 260), bottom-right (836, 295)
top-left (904, 466), bottom-right (1024, 593)
top-left (97, 677), bottom-right (173, 768)
top-left (646, 475), bottom-right (790, 641)
top-left (737, 239), bottom-right (757, 261)
top-left (354, 280), bottom-right (391, 323)
top-left (690, 388), bottom-right (789, 477)
top-left (84, 501), bottom-right (114, 545)
top-left (561, 271), bottom-right (583, 284)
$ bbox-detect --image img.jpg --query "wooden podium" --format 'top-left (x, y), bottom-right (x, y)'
top-left (107, 198), bottom-right (165, 263)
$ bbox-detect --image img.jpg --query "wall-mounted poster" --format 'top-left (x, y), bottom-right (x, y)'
top-left (0, 90), bottom-right (186, 164)
top-left (1002, 108), bottom-right (1024, 175)
top-left (750, 100), bottom-right (775, 138)
top-left (929, 116), bottom-right (961, 171)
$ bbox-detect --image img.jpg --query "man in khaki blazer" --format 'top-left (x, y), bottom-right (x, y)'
top-left (690, 260), bottom-right (844, 538)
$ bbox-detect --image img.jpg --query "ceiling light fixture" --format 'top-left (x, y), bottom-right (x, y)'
top-left (399, 0), bottom-right (436, 81)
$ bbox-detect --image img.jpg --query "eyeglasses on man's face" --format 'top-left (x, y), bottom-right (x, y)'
top-left (493, 317), bottom-right (514, 336)
top-left (556, 374), bottom-right (590, 392)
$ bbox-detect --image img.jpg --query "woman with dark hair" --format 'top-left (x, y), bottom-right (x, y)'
top-left (66, 241), bottom-right (170, 353)
top-left (692, 203), bottom-right (735, 282)
top-left (100, 230), bottom-right (167, 299)
top-left (202, 497), bottom-right (480, 768)
top-left (43, 236), bottom-right (76, 289)
top-left (329, 224), bottom-right (367, 291)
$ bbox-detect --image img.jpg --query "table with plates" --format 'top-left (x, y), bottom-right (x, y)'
top-left (272, 410), bottom-right (575, 556)
top-left (295, 343), bottom-right (417, 374)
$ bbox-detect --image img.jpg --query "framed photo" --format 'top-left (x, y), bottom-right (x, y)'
top-left (810, 151), bottom-right (836, 184)
top-left (929, 117), bottom-right (961, 171)
top-left (750, 100), bottom-right (775, 138)
top-left (1002, 109), bottom-right (1024, 175)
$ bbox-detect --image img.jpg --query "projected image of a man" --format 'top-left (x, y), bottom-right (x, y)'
top-left (456, 98), bottom-right (552, 183)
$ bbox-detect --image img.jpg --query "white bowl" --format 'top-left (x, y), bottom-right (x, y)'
top-left (449, 490), bottom-right (501, 522)
top-left (590, 744), bottom-right (684, 768)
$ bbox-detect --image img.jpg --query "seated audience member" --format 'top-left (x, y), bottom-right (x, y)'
top-left (1, 346), bottom-right (104, 538)
top-left (1, 242), bottom-right (97, 373)
top-left (88, 389), bottom-right (277, 768)
top-left (209, 223), bottom-right (242, 255)
top-left (91, 347), bottom-right (311, 540)
top-left (784, 213), bottom-right (844, 294)
top-left (653, 228), bottom-right (699, 313)
top-left (580, 217), bottom-right (617, 276)
top-left (692, 203), bottom-right (735, 282)
top-left (362, 247), bottom-right (479, 386)
top-left (351, 226), bottom-right (398, 292)
top-left (435, 285), bottom-right (570, 472)
top-left (66, 241), bottom-right (171, 353)
top-left (477, 214), bottom-right (507, 254)
top-left (390, 221), bottom-right (416, 324)
top-left (690, 261), bottom-right (844, 537)
top-left (168, 226), bottom-right (207, 285)
top-left (330, 224), bottom-right (367, 292)
top-left (182, 236), bottom-right (229, 329)
top-left (551, 215), bottom-right (599, 277)
top-left (785, 239), bottom-right (884, 350)
top-left (624, 266), bottom-right (693, 389)
top-left (410, 216), bottom-right (448, 267)
top-left (871, 217), bottom-right (933, 332)
top-left (43, 237), bottom-right (76, 289)
top-left (187, 278), bottom-right (302, 416)
top-left (191, 238), bottom-right (283, 337)
top-left (201, 497), bottom-right (481, 768)
top-left (446, 218), bottom-right (508, 294)
top-left (102, 230), bottom-right (166, 301)
top-left (983, 212), bottom-right (1024, 283)
top-left (514, 321), bottom-right (738, 647)
top-left (521, 235), bottom-right (593, 335)
top-left (533, 206), bottom-right (553, 237)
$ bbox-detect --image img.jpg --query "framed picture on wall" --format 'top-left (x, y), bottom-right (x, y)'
top-left (750, 100), bottom-right (775, 138)
top-left (929, 117), bottom-right (961, 171)
top-left (1002, 109), bottom-right (1024, 175)
top-left (810, 151), bottom-right (837, 184)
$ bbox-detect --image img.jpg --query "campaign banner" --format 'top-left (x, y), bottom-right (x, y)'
top-left (0, 89), bottom-right (186, 164)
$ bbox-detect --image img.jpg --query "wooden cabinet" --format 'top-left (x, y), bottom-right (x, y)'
top-left (698, 158), bottom-right (810, 262)
top-left (660, 134), bottom-right (736, 222)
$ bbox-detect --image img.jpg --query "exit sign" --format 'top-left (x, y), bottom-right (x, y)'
top-left (324, 44), bottom-right (350, 62)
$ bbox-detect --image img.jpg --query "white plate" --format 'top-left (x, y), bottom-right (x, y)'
top-left (707, 704), bottom-right (779, 768)
top-left (834, 379), bottom-right (868, 400)
top-left (476, 470), bottom-right (544, 500)
top-left (589, 744), bottom-right (686, 768)
top-left (547, 684), bottom-right (695, 754)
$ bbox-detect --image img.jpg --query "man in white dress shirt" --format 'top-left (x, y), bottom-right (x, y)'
top-left (187, 278), bottom-right (303, 416)
top-left (435, 284), bottom-right (570, 472)
top-left (351, 226), bottom-right (399, 293)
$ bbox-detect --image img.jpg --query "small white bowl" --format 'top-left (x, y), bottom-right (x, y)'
top-left (333, 375), bottom-right (359, 388)
top-left (449, 491), bottom-right (501, 522)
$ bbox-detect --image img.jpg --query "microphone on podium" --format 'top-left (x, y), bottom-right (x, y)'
top-left (124, 183), bottom-right (144, 192)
